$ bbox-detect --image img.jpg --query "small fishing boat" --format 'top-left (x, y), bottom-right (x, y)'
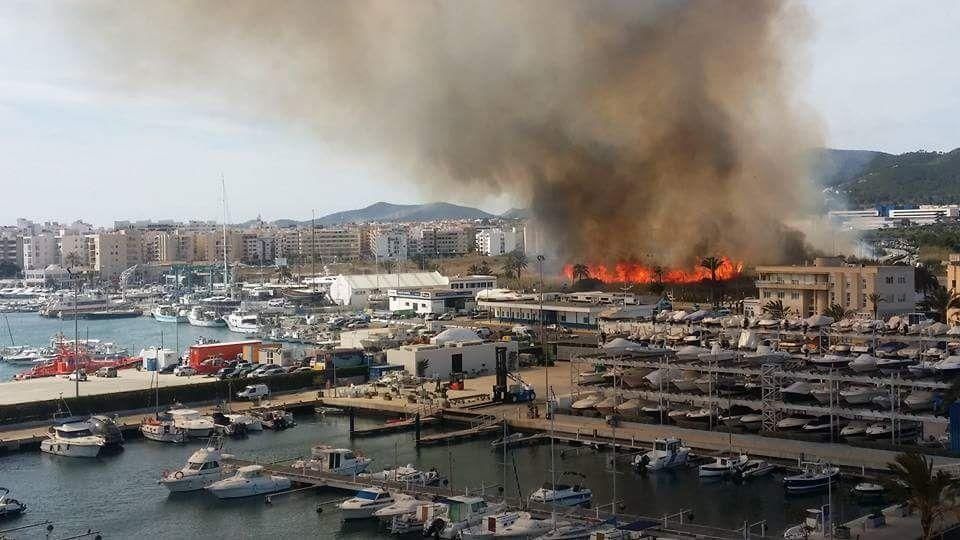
top-left (152, 304), bottom-right (187, 323)
top-left (141, 414), bottom-right (187, 443)
top-left (254, 409), bottom-right (296, 430)
top-left (206, 465), bottom-right (291, 499)
top-left (852, 482), bottom-right (885, 498)
top-left (187, 306), bottom-right (226, 327)
top-left (528, 472), bottom-right (592, 507)
top-left (460, 511), bottom-right (529, 539)
top-left (0, 487), bottom-right (26, 520)
top-left (699, 454), bottom-right (748, 478)
top-left (339, 486), bottom-right (397, 520)
top-left (159, 440), bottom-right (233, 492)
top-left (360, 464), bottom-right (443, 486)
top-left (293, 445), bottom-right (372, 475)
top-left (735, 459), bottom-right (776, 479)
top-left (167, 409), bottom-right (215, 438)
top-left (634, 437), bottom-right (690, 471)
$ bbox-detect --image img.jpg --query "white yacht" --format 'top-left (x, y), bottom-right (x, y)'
top-left (495, 514), bottom-right (558, 538)
top-left (152, 304), bottom-right (187, 323)
top-left (206, 465), bottom-right (291, 499)
top-left (187, 306), bottom-right (227, 327)
top-left (634, 438), bottom-right (690, 471)
top-left (223, 413), bottom-right (263, 431)
top-left (0, 488), bottom-right (26, 519)
top-left (167, 409), bottom-right (215, 438)
top-left (422, 496), bottom-right (505, 539)
top-left (292, 445), bottom-right (372, 475)
top-left (372, 493), bottom-right (430, 521)
top-left (698, 454), bottom-right (748, 478)
top-left (339, 486), bottom-right (397, 520)
top-left (840, 386), bottom-right (883, 405)
top-left (460, 511), bottom-right (530, 539)
top-left (360, 464), bottom-right (442, 486)
top-left (528, 479), bottom-right (592, 507)
top-left (159, 443), bottom-right (233, 492)
top-left (40, 422), bottom-right (106, 458)
top-left (226, 311), bottom-right (260, 334)
top-left (570, 394), bottom-right (601, 411)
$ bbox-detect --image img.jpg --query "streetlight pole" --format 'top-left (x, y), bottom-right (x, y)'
top-left (537, 255), bottom-right (547, 403)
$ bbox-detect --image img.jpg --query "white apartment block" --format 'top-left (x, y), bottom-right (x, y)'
top-left (475, 227), bottom-right (519, 256)
top-left (242, 233), bottom-right (277, 264)
top-left (298, 227), bottom-right (363, 261)
top-left (888, 205), bottom-right (960, 222)
top-left (58, 234), bottom-right (88, 267)
top-left (416, 226), bottom-right (474, 256)
top-left (21, 234), bottom-right (59, 270)
top-left (755, 257), bottom-right (915, 318)
top-left (0, 228), bottom-right (22, 268)
top-left (368, 227), bottom-right (408, 261)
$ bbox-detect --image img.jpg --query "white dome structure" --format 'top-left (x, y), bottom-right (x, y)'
top-left (430, 328), bottom-right (482, 345)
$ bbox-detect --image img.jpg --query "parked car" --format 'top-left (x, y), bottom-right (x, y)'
top-left (216, 367), bottom-right (239, 380)
top-left (236, 384), bottom-right (270, 400)
top-left (471, 311), bottom-right (491, 319)
top-left (437, 312), bottom-right (454, 321)
top-left (245, 365), bottom-right (273, 378)
top-left (291, 366), bottom-right (313, 374)
top-left (236, 365), bottom-right (257, 377)
top-left (173, 365), bottom-right (197, 377)
top-left (261, 367), bottom-right (287, 377)
top-left (95, 366), bottom-right (118, 378)
top-left (158, 364), bottom-right (177, 374)
top-left (68, 369), bottom-right (87, 381)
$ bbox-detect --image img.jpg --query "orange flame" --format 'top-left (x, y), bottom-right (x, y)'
top-left (563, 257), bottom-right (743, 284)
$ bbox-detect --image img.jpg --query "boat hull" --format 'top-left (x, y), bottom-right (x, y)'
top-left (40, 439), bottom-right (101, 458)
top-left (160, 471), bottom-right (222, 492)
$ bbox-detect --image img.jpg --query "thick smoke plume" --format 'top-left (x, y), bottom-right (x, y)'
top-left (62, 0), bottom-right (822, 267)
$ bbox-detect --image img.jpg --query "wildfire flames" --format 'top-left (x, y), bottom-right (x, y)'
top-left (563, 257), bottom-right (744, 285)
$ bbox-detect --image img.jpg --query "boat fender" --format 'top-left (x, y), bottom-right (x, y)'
top-left (174, 471), bottom-right (184, 480)
top-left (316, 504), bottom-right (323, 513)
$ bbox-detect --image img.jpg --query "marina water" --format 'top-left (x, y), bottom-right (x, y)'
top-left (0, 314), bottom-right (874, 537)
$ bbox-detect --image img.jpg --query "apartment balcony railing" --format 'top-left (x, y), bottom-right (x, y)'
top-left (754, 280), bottom-right (831, 291)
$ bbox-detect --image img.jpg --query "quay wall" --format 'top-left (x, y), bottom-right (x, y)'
top-left (0, 371), bottom-right (324, 425)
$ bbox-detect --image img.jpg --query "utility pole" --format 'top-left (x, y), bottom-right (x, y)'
top-left (537, 254), bottom-right (547, 397)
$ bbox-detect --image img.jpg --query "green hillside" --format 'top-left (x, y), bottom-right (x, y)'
top-left (843, 149), bottom-right (960, 206)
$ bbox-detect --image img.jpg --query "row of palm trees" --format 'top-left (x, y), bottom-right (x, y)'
top-left (567, 256), bottom-right (726, 304)
top-left (886, 451), bottom-right (958, 540)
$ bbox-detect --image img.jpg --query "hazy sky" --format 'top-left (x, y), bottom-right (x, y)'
top-left (0, 1), bottom-right (957, 225)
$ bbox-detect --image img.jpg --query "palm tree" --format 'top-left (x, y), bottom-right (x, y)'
top-left (915, 264), bottom-right (941, 294)
top-left (917, 286), bottom-right (960, 323)
top-left (501, 250), bottom-right (528, 280)
top-left (415, 359), bottom-right (430, 378)
top-left (478, 260), bottom-right (492, 275)
top-left (867, 293), bottom-right (883, 319)
top-left (699, 256), bottom-right (722, 307)
top-left (823, 303), bottom-right (852, 322)
top-left (653, 265), bottom-right (664, 286)
top-left (468, 264), bottom-right (482, 275)
top-left (884, 451), bottom-right (959, 540)
top-left (762, 299), bottom-right (788, 319)
top-left (571, 263), bottom-right (590, 282)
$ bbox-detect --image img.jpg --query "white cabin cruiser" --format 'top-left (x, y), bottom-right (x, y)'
top-left (40, 422), bottom-right (105, 458)
top-left (422, 496), bottom-right (505, 539)
top-left (840, 386), bottom-right (883, 405)
top-left (496, 514), bottom-right (558, 538)
top-left (206, 465), bottom-right (290, 499)
top-left (360, 464), bottom-right (442, 486)
top-left (159, 442), bottom-right (233, 492)
top-left (339, 486), bottom-right (396, 520)
top-left (167, 409), bottom-right (215, 438)
top-left (225, 311), bottom-right (260, 334)
top-left (528, 479), bottom-right (592, 507)
top-left (634, 438), bottom-right (690, 471)
top-left (223, 413), bottom-right (263, 431)
top-left (187, 306), bottom-right (226, 327)
top-left (293, 445), bottom-right (372, 475)
top-left (848, 354), bottom-right (878, 373)
top-left (372, 493), bottom-right (430, 521)
top-left (698, 454), bottom-right (748, 478)
top-left (459, 511), bottom-right (528, 539)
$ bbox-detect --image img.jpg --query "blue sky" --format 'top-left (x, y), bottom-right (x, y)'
top-left (0, 1), bottom-right (957, 225)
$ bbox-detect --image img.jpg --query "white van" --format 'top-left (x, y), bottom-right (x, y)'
top-left (236, 384), bottom-right (270, 400)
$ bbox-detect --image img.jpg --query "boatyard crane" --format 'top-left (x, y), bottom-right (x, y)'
top-left (492, 347), bottom-right (536, 403)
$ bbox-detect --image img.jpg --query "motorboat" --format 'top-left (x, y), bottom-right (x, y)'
top-left (223, 413), bottom-right (263, 431)
top-left (865, 421), bottom-right (921, 441)
top-left (293, 445), bottom-right (372, 475)
top-left (676, 408), bottom-right (715, 428)
top-left (840, 386), bottom-right (883, 405)
top-left (809, 383), bottom-right (836, 405)
top-left (494, 513), bottom-right (558, 538)
top-left (537, 521), bottom-right (601, 540)
top-left (571, 394), bottom-right (601, 411)
top-left (698, 454), bottom-right (748, 478)
top-left (530, 471), bottom-right (593, 506)
top-left (577, 370), bottom-right (604, 385)
top-left (775, 417), bottom-right (813, 431)
top-left (735, 459), bottom-right (777, 479)
top-left (187, 306), bottom-right (226, 327)
top-left (40, 422), bottom-right (105, 458)
top-left (739, 414), bottom-right (763, 431)
top-left (0, 487), bottom-right (26, 520)
top-left (621, 367), bottom-right (652, 388)
top-left (254, 409), bottom-right (296, 430)
top-left (141, 414), bottom-right (187, 443)
top-left (872, 394), bottom-right (893, 410)
top-left (874, 341), bottom-right (909, 358)
top-left (460, 511), bottom-right (529, 539)
top-left (876, 357), bottom-right (914, 374)
top-left (800, 418), bottom-right (845, 435)
top-left (372, 492), bottom-right (430, 521)
top-left (840, 421), bottom-right (869, 439)
top-left (634, 438), bottom-right (690, 471)
top-left (783, 508), bottom-right (827, 539)
top-left (390, 502), bottom-right (446, 535)
top-left (671, 370), bottom-right (700, 392)
top-left (719, 413), bottom-right (743, 428)
top-left (360, 464), bottom-right (442, 486)
top-left (904, 390), bottom-right (936, 411)
top-left (643, 366), bottom-right (680, 389)
top-left (828, 343), bottom-right (850, 355)
top-left (206, 465), bottom-right (291, 499)
top-left (152, 304), bottom-right (187, 323)
top-left (159, 441), bottom-right (233, 492)
top-left (933, 355), bottom-right (960, 377)
top-left (783, 462), bottom-right (840, 494)
top-left (638, 403), bottom-right (668, 422)
top-left (908, 361), bottom-right (937, 378)
top-left (593, 395), bottom-right (621, 415)
top-left (225, 311), bottom-right (260, 334)
top-left (693, 375), bottom-right (715, 395)
top-left (614, 399), bottom-right (641, 418)
top-left (167, 409), bottom-right (215, 438)
top-left (852, 482), bottom-right (885, 498)
top-left (848, 354), bottom-right (878, 373)
top-left (781, 381), bottom-right (813, 402)
top-left (339, 486), bottom-right (397, 520)
top-left (806, 355), bottom-right (850, 370)
top-left (211, 412), bottom-right (248, 438)
top-left (667, 408), bottom-right (695, 425)
top-left (421, 496), bottom-right (505, 539)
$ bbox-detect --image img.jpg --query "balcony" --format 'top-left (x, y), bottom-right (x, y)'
top-left (755, 280), bottom-right (831, 291)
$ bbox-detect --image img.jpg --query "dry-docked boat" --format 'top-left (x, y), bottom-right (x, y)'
top-left (781, 381), bottom-right (813, 402)
top-left (739, 414), bottom-right (763, 431)
top-left (614, 398), bottom-right (642, 418)
top-left (621, 367), bottom-right (653, 388)
top-left (848, 354), bottom-right (878, 373)
top-left (876, 356), bottom-right (915, 373)
top-left (593, 395), bottom-right (621, 415)
top-left (571, 394), bottom-right (602, 411)
top-left (806, 354), bottom-right (850, 370)
top-left (840, 386), bottom-right (883, 405)
top-left (644, 366), bottom-right (680, 388)
top-left (903, 390), bottom-right (935, 411)
top-left (671, 370), bottom-right (700, 392)
top-left (865, 421), bottom-right (921, 441)
top-left (810, 382), bottom-right (836, 405)
top-left (775, 416), bottom-right (814, 431)
top-left (639, 402), bottom-right (669, 421)
top-left (577, 369), bottom-right (604, 385)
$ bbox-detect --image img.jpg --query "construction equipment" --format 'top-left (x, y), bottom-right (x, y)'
top-left (493, 347), bottom-right (536, 403)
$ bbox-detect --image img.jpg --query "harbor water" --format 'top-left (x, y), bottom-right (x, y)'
top-left (0, 413), bottom-right (875, 539)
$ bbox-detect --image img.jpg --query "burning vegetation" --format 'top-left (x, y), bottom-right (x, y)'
top-left (563, 257), bottom-right (744, 285)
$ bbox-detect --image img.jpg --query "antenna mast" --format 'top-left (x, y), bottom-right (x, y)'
top-left (221, 176), bottom-right (229, 290)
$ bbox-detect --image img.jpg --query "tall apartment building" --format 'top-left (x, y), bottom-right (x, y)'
top-left (0, 228), bottom-right (23, 269)
top-left (57, 234), bottom-right (88, 267)
top-left (242, 233), bottom-right (277, 265)
top-left (368, 227), bottom-right (408, 261)
top-left (475, 227), bottom-right (519, 256)
top-left (755, 257), bottom-right (915, 318)
top-left (22, 234), bottom-right (59, 270)
top-left (298, 227), bottom-right (363, 262)
top-left (89, 232), bottom-right (129, 280)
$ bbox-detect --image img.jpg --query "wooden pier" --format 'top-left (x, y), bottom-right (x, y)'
top-left (349, 415), bottom-right (439, 438)
top-left (415, 423), bottom-right (501, 446)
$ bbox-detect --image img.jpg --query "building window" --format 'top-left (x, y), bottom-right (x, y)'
top-left (790, 292), bottom-right (799, 300)
top-left (885, 277), bottom-right (894, 284)
top-left (762, 292), bottom-right (771, 298)
top-left (777, 292), bottom-right (785, 299)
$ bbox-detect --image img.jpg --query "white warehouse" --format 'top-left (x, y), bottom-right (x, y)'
top-left (386, 328), bottom-right (518, 379)
top-left (328, 271), bottom-right (449, 307)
